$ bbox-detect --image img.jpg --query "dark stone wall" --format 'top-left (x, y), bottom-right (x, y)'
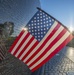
top-left (0, 0), bottom-right (41, 36)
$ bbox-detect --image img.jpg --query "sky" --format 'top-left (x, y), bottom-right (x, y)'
top-left (40, 0), bottom-right (74, 31)
top-left (0, 0), bottom-right (74, 36)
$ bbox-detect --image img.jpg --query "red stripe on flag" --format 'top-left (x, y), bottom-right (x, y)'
top-left (9, 30), bottom-right (25, 52)
top-left (17, 36), bottom-right (36, 58)
top-left (13, 32), bottom-right (30, 56)
top-left (31, 34), bottom-right (73, 72)
top-left (25, 23), bottom-right (61, 63)
top-left (28, 28), bottom-right (67, 67)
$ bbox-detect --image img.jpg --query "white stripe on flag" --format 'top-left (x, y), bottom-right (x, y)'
top-left (30, 31), bottom-right (70, 70)
top-left (23, 21), bottom-right (58, 63)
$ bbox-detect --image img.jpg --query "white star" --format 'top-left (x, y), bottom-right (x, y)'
top-left (43, 13), bottom-right (45, 14)
top-left (44, 28), bottom-right (46, 30)
top-left (34, 23), bottom-right (36, 25)
top-left (37, 14), bottom-right (39, 16)
top-left (41, 22), bottom-right (42, 24)
top-left (34, 20), bottom-right (36, 22)
top-left (37, 23), bottom-right (39, 25)
top-left (35, 26), bottom-right (36, 28)
top-left (31, 21), bottom-right (33, 23)
top-left (29, 24), bottom-right (30, 26)
top-left (41, 32), bottom-right (43, 34)
top-left (47, 28), bottom-right (49, 30)
top-left (46, 21), bottom-right (48, 23)
top-left (32, 24), bottom-right (33, 26)
top-left (32, 27), bottom-right (33, 29)
top-left (38, 36), bottom-right (40, 37)
top-left (52, 19), bottom-right (54, 21)
top-left (40, 16), bottom-right (42, 18)
top-left (41, 25), bottom-right (42, 28)
top-left (43, 15), bottom-right (45, 17)
top-left (44, 25), bottom-right (46, 27)
top-left (41, 35), bottom-right (43, 37)
top-left (46, 24), bottom-right (48, 26)
top-left (38, 32), bottom-right (40, 34)
top-left (46, 17), bottom-right (48, 20)
top-left (40, 19), bottom-right (42, 21)
top-left (35, 36), bottom-right (37, 38)
top-left (37, 20), bottom-right (39, 22)
top-left (38, 39), bottom-right (40, 41)
top-left (50, 23), bottom-right (51, 25)
top-left (43, 19), bottom-right (45, 20)
top-left (46, 14), bottom-right (47, 16)
top-left (38, 26), bottom-right (40, 28)
top-left (44, 22), bottom-right (45, 24)
top-left (49, 17), bottom-right (50, 19)
top-left (41, 29), bottom-right (43, 30)
top-left (37, 17), bottom-right (39, 19)
top-left (49, 20), bottom-right (51, 22)
top-left (44, 32), bottom-right (46, 33)
top-left (34, 17), bottom-right (36, 19)
top-left (40, 11), bottom-right (42, 12)
top-left (29, 27), bottom-right (30, 29)
top-left (40, 13), bottom-right (42, 15)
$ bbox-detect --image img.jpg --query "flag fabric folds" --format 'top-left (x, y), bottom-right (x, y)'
top-left (9, 8), bottom-right (73, 72)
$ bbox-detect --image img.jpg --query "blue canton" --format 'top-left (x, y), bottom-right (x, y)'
top-left (25, 10), bottom-right (55, 41)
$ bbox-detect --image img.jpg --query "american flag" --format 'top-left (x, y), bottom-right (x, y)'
top-left (9, 8), bottom-right (73, 72)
